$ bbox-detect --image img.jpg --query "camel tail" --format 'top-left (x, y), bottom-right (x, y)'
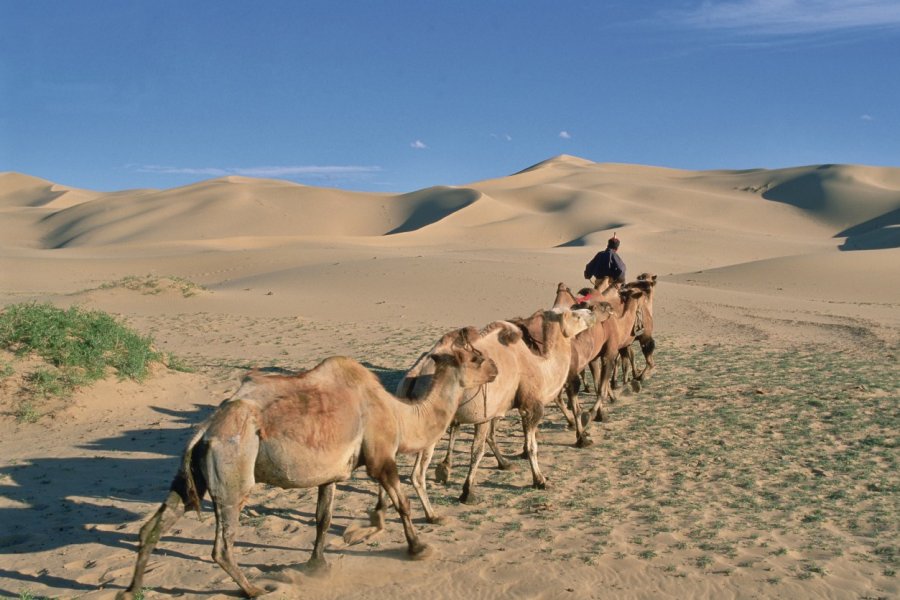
top-left (177, 420), bottom-right (212, 519)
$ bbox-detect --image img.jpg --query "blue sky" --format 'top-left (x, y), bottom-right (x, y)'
top-left (2, 1), bottom-right (898, 193)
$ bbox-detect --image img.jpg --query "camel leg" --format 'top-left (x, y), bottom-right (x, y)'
top-left (587, 355), bottom-right (615, 424)
top-left (117, 487), bottom-right (189, 600)
top-left (343, 487), bottom-right (386, 546)
top-left (411, 445), bottom-right (443, 524)
top-left (580, 370), bottom-right (591, 393)
top-left (373, 460), bottom-right (431, 559)
top-left (212, 501), bottom-right (266, 598)
top-left (610, 354), bottom-right (620, 390)
top-left (636, 336), bottom-right (656, 381)
top-left (459, 421), bottom-right (491, 505)
top-left (553, 389), bottom-right (576, 430)
top-left (434, 422), bottom-right (459, 484)
top-left (487, 419), bottom-right (514, 470)
top-left (570, 383), bottom-right (593, 448)
top-left (520, 403), bottom-right (547, 489)
top-left (620, 346), bottom-right (641, 392)
top-left (307, 483), bottom-right (335, 572)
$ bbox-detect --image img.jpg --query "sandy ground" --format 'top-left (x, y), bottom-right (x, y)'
top-left (1, 157), bottom-right (898, 599)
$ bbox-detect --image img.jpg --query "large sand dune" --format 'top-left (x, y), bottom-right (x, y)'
top-left (0, 156), bottom-right (898, 599)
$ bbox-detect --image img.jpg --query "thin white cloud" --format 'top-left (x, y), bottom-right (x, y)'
top-left (491, 133), bottom-right (513, 141)
top-left (559, 131), bottom-right (572, 139)
top-left (674, 0), bottom-right (900, 35)
top-left (133, 164), bottom-right (382, 179)
top-left (860, 114), bottom-right (874, 121)
top-left (410, 140), bottom-right (428, 149)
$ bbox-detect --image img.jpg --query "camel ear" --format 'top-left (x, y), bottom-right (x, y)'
top-left (429, 352), bottom-right (459, 368)
top-left (628, 288), bottom-right (644, 299)
top-left (454, 326), bottom-right (480, 348)
top-left (557, 282), bottom-right (567, 292)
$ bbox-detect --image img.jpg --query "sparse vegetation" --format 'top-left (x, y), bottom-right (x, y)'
top-left (99, 274), bottom-right (205, 298)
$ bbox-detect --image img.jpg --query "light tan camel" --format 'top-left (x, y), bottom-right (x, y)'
top-left (348, 322), bottom-right (524, 539)
top-left (402, 301), bottom-right (587, 487)
top-left (456, 308), bottom-right (594, 503)
top-left (377, 307), bottom-right (593, 517)
top-left (116, 336), bottom-right (498, 599)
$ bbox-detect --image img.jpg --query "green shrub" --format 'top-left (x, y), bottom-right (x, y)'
top-left (0, 302), bottom-right (162, 387)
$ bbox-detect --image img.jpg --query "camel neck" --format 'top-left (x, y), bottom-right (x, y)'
top-left (394, 363), bottom-right (464, 452)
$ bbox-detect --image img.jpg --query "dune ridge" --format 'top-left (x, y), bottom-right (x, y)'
top-left (3, 159), bottom-right (897, 253)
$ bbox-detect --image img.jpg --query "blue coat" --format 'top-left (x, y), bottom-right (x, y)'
top-left (584, 249), bottom-right (626, 283)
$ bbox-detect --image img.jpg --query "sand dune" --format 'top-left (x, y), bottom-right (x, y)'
top-left (1, 156), bottom-right (898, 600)
top-left (6, 158), bottom-right (898, 254)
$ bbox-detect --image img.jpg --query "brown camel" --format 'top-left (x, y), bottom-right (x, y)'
top-left (574, 285), bottom-right (650, 446)
top-left (116, 335), bottom-right (498, 599)
top-left (558, 301), bottom-right (616, 445)
top-left (620, 274), bottom-right (658, 385)
top-left (552, 282), bottom-right (579, 308)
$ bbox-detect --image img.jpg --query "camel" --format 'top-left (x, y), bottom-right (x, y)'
top-left (399, 301), bottom-right (589, 487)
top-left (619, 273), bottom-right (658, 385)
top-left (382, 307), bottom-right (594, 513)
top-left (573, 285), bottom-right (651, 446)
top-left (576, 275), bottom-right (656, 392)
top-left (453, 308), bottom-right (594, 503)
top-left (116, 333), bottom-right (498, 599)
top-left (347, 322), bottom-right (524, 539)
top-left (552, 282), bottom-right (579, 309)
top-left (558, 301), bottom-right (616, 445)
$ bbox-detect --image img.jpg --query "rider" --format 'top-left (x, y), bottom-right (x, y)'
top-left (584, 233), bottom-right (626, 286)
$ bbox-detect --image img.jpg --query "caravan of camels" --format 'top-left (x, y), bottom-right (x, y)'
top-left (116, 272), bottom-right (658, 599)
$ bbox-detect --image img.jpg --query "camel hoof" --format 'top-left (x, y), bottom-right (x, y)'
top-left (434, 463), bottom-right (451, 484)
top-left (631, 380), bottom-right (642, 393)
top-left (427, 514), bottom-right (446, 525)
top-left (244, 585), bottom-right (268, 598)
top-left (496, 459), bottom-right (514, 471)
top-left (305, 557), bottom-right (331, 576)
top-left (408, 543), bottom-right (433, 560)
top-left (532, 479), bottom-right (547, 490)
top-left (342, 524), bottom-right (381, 546)
top-left (515, 451), bottom-right (530, 460)
top-left (576, 436), bottom-right (594, 448)
top-left (459, 490), bottom-right (480, 505)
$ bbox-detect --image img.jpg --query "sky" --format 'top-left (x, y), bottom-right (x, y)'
top-left (1, 0), bottom-right (899, 193)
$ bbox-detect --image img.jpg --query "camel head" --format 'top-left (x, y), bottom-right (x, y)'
top-left (430, 345), bottom-right (498, 388)
top-left (590, 301), bottom-right (615, 322)
top-left (552, 282), bottom-right (577, 309)
top-left (636, 273), bottom-right (658, 286)
top-left (547, 307), bottom-right (596, 338)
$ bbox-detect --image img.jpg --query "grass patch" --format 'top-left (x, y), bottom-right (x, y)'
top-left (0, 303), bottom-right (165, 419)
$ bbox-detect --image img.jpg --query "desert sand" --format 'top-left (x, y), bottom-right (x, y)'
top-left (0, 155), bottom-right (898, 599)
